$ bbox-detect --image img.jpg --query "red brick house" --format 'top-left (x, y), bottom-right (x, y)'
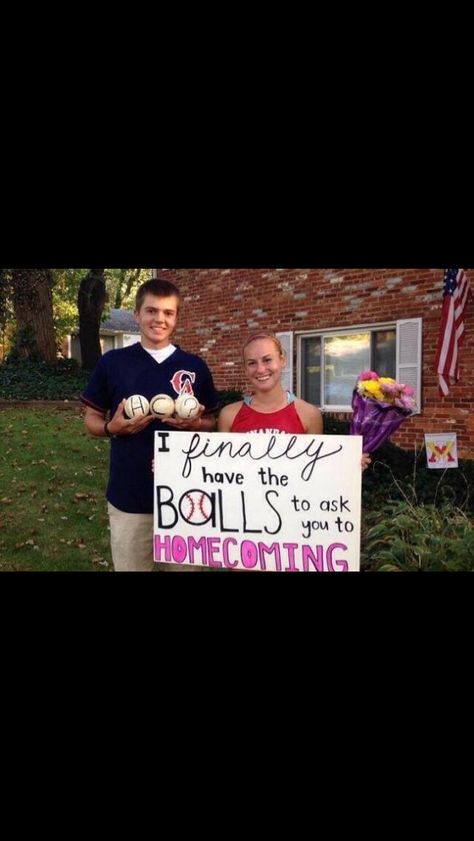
top-left (153, 269), bottom-right (474, 458)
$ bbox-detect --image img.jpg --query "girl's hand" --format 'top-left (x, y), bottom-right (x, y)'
top-left (361, 452), bottom-right (371, 471)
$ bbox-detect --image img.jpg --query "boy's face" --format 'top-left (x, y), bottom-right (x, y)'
top-left (135, 293), bottom-right (179, 349)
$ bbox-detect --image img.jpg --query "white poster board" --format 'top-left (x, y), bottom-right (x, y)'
top-left (154, 431), bottom-right (362, 572)
top-left (424, 433), bottom-right (458, 468)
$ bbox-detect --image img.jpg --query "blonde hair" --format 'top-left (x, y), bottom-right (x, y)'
top-left (242, 331), bottom-right (285, 360)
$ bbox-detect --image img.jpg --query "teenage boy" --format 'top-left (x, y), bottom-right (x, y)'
top-left (81, 278), bottom-right (218, 571)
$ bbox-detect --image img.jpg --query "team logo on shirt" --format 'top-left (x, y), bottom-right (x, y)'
top-left (170, 370), bottom-right (196, 395)
top-left (248, 428), bottom-right (287, 434)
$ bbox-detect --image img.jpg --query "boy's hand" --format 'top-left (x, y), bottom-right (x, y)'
top-left (109, 399), bottom-right (156, 436)
top-left (162, 403), bottom-right (205, 431)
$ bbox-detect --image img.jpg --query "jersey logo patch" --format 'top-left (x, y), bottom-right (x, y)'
top-left (170, 370), bottom-right (196, 395)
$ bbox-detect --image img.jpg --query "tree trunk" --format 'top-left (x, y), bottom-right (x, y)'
top-left (10, 268), bottom-right (57, 362)
top-left (78, 269), bottom-right (106, 370)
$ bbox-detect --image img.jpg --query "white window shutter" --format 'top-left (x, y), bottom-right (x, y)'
top-left (396, 318), bottom-right (422, 414)
top-left (276, 331), bottom-right (294, 394)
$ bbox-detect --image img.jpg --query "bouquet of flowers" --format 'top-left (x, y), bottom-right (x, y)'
top-left (350, 370), bottom-right (416, 453)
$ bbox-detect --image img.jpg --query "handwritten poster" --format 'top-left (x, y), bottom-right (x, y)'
top-left (424, 433), bottom-right (458, 469)
top-left (153, 431), bottom-right (362, 572)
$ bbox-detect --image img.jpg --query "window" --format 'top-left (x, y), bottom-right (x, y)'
top-left (297, 319), bottom-right (421, 412)
top-left (101, 336), bottom-right (115, 353)
top-left (275, 331), bottom-right (293, 394)
top-left (122, 332), bottom-right (141, 348)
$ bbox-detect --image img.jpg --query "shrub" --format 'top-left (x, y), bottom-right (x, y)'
top-left (323, 415), bottom-right (350, 436)
top-left (323, 415), bottom-right (473, 514)
top-left (361, 500), bottom-right (474, 571)
top-left (362, 441), bottom-right (474, 514)
top-left (0, 357), bottom-right (89, 400)
top-left (217, 388), bottom-right (244, 408)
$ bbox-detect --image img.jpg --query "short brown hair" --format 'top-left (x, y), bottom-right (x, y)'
top-left (135, 278), bottom-right (181, 312)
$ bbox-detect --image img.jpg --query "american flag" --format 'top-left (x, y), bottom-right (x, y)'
top-left (434, 268), bottom-right (471, 396)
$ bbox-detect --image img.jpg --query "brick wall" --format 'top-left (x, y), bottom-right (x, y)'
top-left (158, 269), bottom-right (474, 458)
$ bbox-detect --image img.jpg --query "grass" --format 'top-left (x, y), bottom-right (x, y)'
top-left (0, 406), bottom-right (112, 571)
top-left (3, 404), bottom-right (472, 573)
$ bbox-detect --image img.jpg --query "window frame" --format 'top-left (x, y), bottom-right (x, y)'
top-left (275, 331), bottom-right (293, 395)
top-left (296, 319), bottom-right (421, 413)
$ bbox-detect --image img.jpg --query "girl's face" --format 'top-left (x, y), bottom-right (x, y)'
top-left (243, 338), bottom-right (285, 392)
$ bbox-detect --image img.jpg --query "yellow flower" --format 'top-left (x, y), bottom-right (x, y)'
top-left (361, 379), bottom-right (384, 400)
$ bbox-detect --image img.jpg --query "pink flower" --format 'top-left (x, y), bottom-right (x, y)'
top-left (356, 370), bottom-right (416, 412)
top-left (380, 382), bottom-right (398, 395)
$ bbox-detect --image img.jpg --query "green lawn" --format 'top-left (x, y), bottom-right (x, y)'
top-left (0, 406), bottom-right (112, 571)
top-left (3, 405), bottom-right (471, 573)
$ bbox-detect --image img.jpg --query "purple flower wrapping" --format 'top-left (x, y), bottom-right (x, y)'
top-left (350, 390), bottom-right (413, 453)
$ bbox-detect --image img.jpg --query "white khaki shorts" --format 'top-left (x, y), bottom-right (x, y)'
top-left (107, 503), bottom-right (208, 572)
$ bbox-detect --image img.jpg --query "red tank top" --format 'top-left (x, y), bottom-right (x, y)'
top-left (230, 401), bottom-right (305, 434)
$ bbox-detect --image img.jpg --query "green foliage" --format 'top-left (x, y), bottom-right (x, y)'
top-left (106, 269), bottom-right (150, 309)
top-left (360, 438), bottom-right (474, 570)
top-left (324, 413), bottom-right (474, 514)
top-left (0, 268), bottom-right (12, 328)
top-left (0, 401), bottom-right (472, 573)
top-left (1, 269), bottom-right (152, 356)
top-left (361, 500), bottom-right (474, 571)
top-left (217, 388), bottom-right (244, 408)
top-left (0, 357), bottom-right (89, 400)
top-left (52, 268), bottom-right (89, 343)
top-left (7, 324), bottom-right (42, 361)
top-left (362, 440), bottom-right (474, 513)
top-left (0, 269), bottom-right (14, 358)
top-left (323, 413), bottom-right (474, 569)
top-left (323, 415), bottom-right (350, 436)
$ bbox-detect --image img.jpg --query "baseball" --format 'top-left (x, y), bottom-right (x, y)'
top-left (149, 393), bottom-right (175, 417)
top-left (179, 490), bottom-right (213, 525)
top-left (124, 394), bottom-right (150, 418)
top-left (174, 394), bottom-right (200, 419)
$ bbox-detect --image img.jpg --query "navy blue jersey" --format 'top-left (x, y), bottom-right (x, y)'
top-left (80, 343), bottom-right (218, 513)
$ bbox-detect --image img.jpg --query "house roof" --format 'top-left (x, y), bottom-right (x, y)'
top-left (101, 308), bottom-right (138, 333)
